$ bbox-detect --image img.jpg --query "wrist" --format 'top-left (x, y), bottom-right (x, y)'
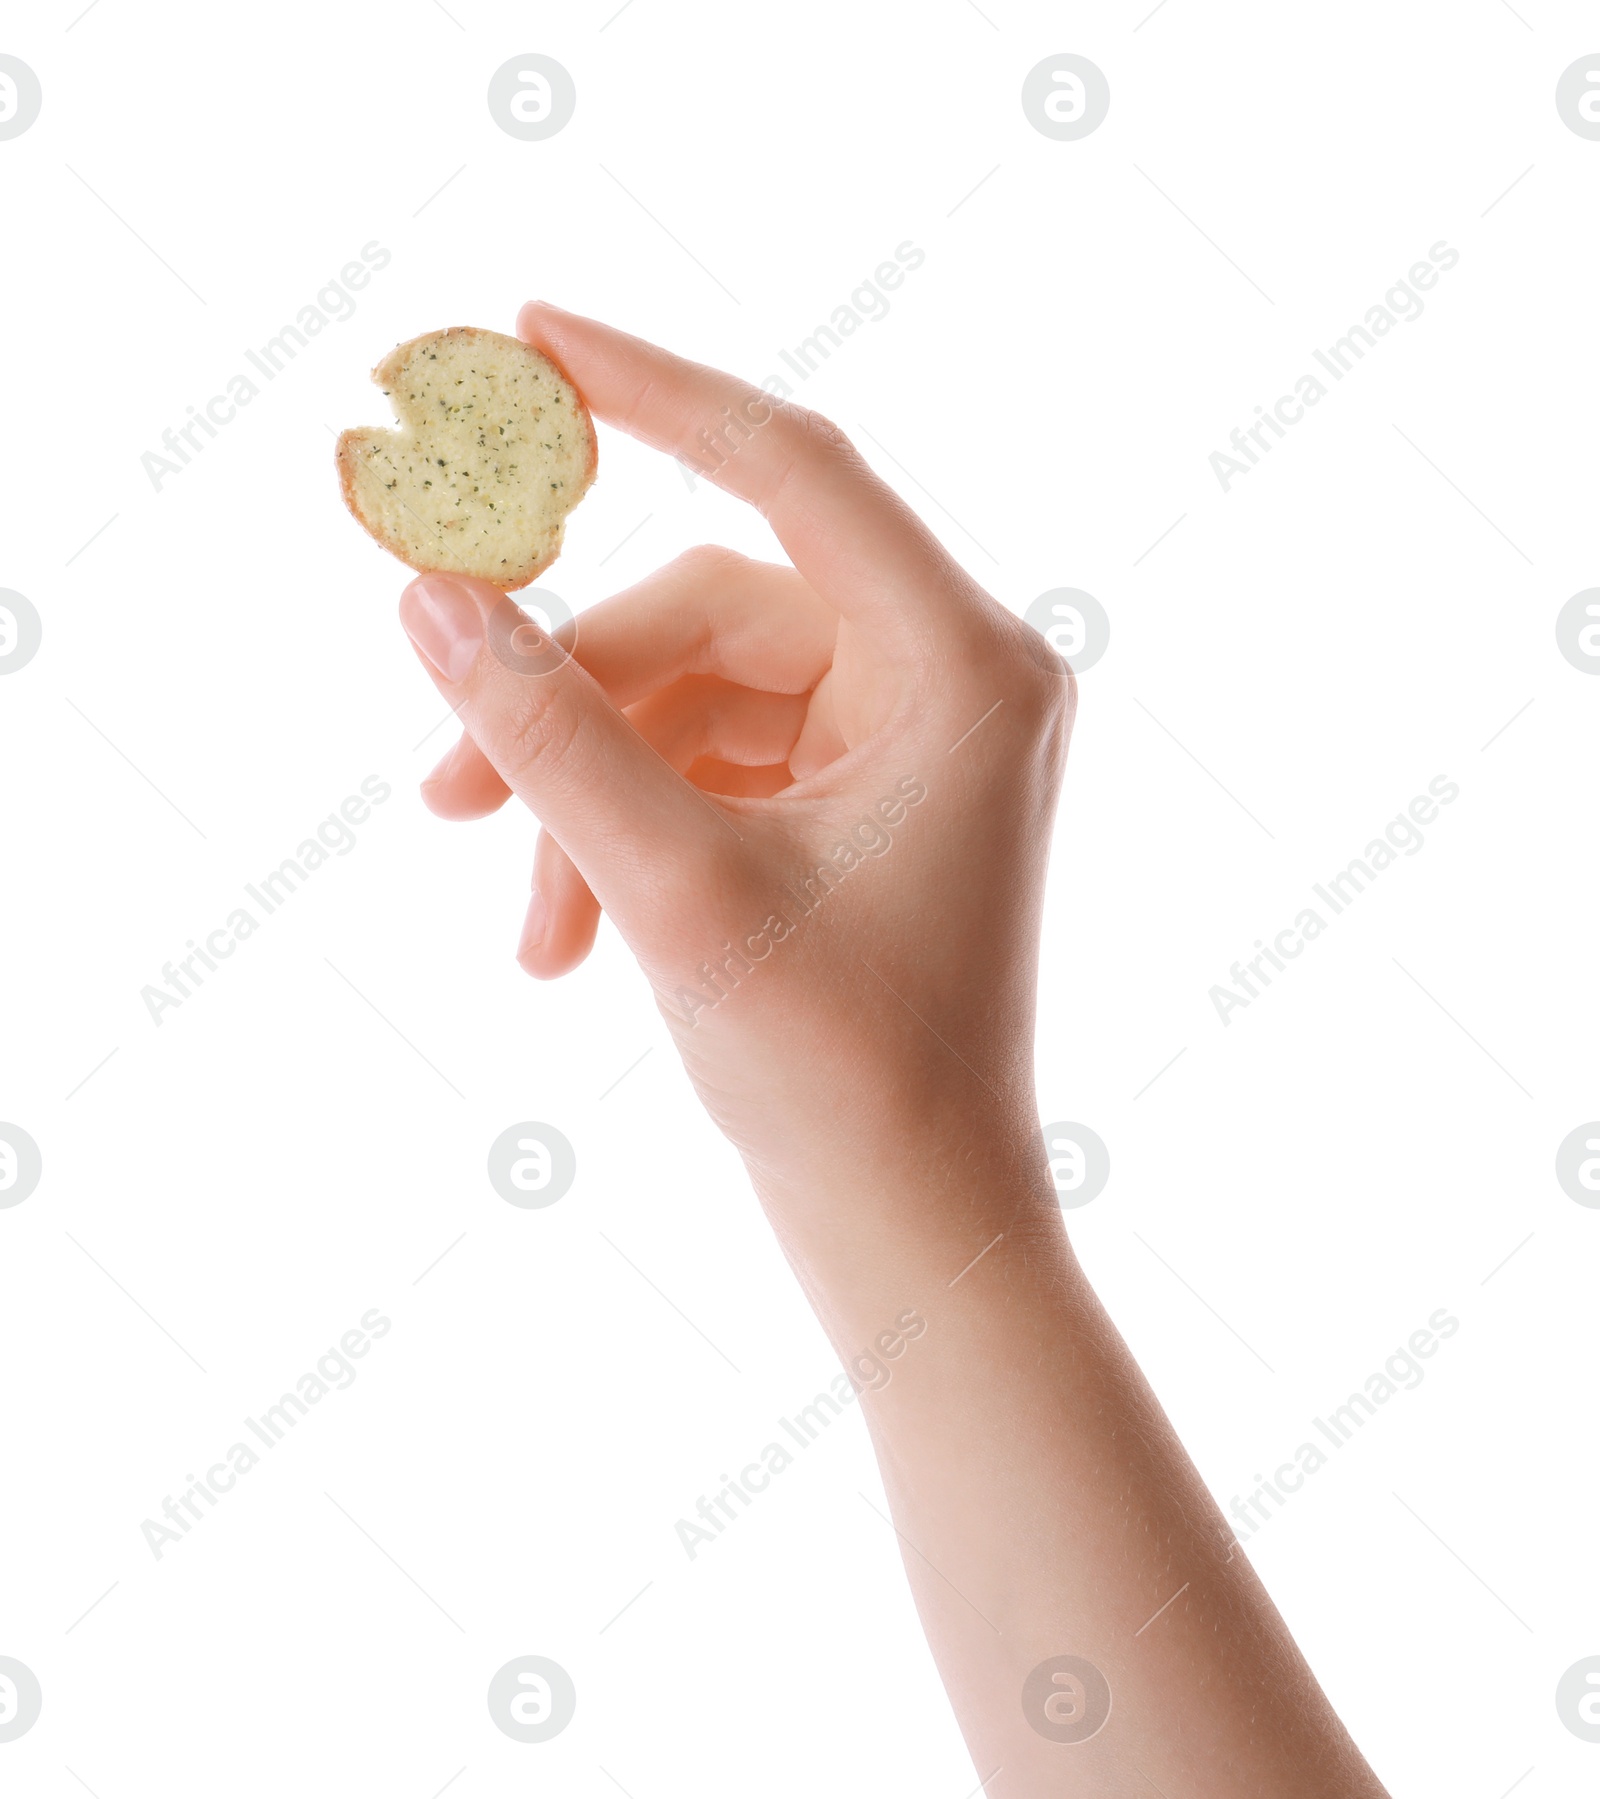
top-left (744, 1095), bottom-right (1066, 1347)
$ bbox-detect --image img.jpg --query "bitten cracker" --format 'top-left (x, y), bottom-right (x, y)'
top-left (336, 326), bottom-right (597, 590)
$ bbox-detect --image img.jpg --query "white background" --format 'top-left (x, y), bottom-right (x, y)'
top-left (1, 2), bottom-right (1596, 1795)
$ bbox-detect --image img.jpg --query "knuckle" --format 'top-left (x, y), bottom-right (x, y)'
top-left (671, 542), bottom-right (747, 579)
top-left (791, 408), bottom-right (856, 453)
top-left (1022, 645), bottom-right (1077, 771)
top-left (995, 606), bottom-right (1076, 718)
top-left (665, 545), bottom-right (747, 668)
top-left (950, 609), bottom-right (1078, 769)
top-left (766, 400), bottom-right (860, 472)
top-left (792, 406), bottom-right (857, 462)
top-left (1015, 627), bottom-right (1076, 723)
top-left (761, 405), bottom-right (868, 517)
top-left (500, 688), bottom-right (584, 782)
top-left (1028, 633), bottom-right (1078, 717)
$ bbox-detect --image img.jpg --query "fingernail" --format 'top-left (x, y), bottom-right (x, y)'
top-left (401, 576), bottom-right (483, 682)
top-left (519, 888), bottom-right (548, 957)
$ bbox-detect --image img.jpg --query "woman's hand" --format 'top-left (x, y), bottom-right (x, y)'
top-left (395, 304), bottom-right (1389, 1799)
top-left (400, 301), bottom-right (1074, 1208)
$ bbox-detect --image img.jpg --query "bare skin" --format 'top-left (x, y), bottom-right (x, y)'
top-left (397, 302), bottom-right (1392, 1798)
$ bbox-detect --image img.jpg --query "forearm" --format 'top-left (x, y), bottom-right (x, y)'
top-left (752, 1119), bottom-right (1390, 1799)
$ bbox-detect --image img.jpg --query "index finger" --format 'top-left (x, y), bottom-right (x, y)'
top-left (517, 301), bottom-right (983, 650)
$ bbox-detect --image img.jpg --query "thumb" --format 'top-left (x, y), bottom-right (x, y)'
top-left (398, 573), bottom-right (741, 925)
